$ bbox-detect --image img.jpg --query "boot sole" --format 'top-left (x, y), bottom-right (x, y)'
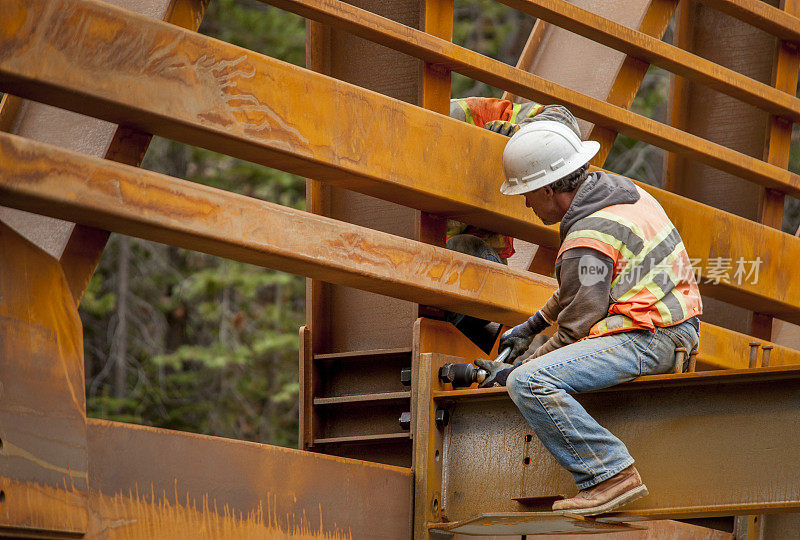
top-left (564, 484), bottom-right (649, 517)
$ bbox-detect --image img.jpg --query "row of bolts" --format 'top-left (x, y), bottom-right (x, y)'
top-left (748, 342), bottom-right (773, 368)
top-left (672, 342), bottom-right (773, 374)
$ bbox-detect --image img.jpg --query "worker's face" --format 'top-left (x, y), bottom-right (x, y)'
top-left (524, 186), bottom-right (563, 225)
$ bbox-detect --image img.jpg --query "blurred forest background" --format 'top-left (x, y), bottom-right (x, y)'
top-left (79, 0), bottom-right (800, 448)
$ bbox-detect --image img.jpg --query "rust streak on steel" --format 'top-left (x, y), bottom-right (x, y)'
top-left (59, 0), bottom-right (210, 305)
top-left (85, 419), bottom-right (412, 539)
top-left (0, 0), bottom-right (798, 198)
top-left (0, 131), bottom-right (555, 326)
top-left (492, 0), bottom-right (800, 122)
top-left (1, 132), bottom-right (798, 370)
top-left (2, 0), bottom-right (800, 325)
top-left (0, 221), bottom-right (89, 536)
top-left (250, 0), bottom-right (800, 195)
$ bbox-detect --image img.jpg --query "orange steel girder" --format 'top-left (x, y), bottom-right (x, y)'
top-left (2, 131), bottom-right (799, 372)
top-left (3, 0), bottom-right (800, 535)
top-left (2, 0), bottom-right (800, 327)
top-left (256, 0), bottom-right (800, 196)
top-left (0, 0), bottom-right (209, 536)
top-left (84, 419), bottom-right (412, 539)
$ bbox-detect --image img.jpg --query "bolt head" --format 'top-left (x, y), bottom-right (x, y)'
top-left (435, 408), bottom-right (450, 429)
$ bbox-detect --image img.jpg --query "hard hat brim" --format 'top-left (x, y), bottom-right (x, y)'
top-left (500, 140), bottom-right (601, 196)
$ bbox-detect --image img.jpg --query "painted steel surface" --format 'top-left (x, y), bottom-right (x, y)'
top-left (3, 132), bottom-right (799, 369)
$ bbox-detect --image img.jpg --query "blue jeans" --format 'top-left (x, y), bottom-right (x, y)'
top-left (506, 318), bottom-right (700, 490)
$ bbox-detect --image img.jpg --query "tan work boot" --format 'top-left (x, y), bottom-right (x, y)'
top-left (552, 466), bottom-right (648, 516)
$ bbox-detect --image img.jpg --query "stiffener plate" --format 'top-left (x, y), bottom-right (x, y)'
top-left (430, 511), bottom-right (645, 535)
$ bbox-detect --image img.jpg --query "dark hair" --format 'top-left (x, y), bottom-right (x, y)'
top-left (550, 164), bottom-right (590, 193)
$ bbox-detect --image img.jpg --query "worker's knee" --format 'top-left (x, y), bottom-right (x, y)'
top-left (507, 366), bottom-right (552, 400)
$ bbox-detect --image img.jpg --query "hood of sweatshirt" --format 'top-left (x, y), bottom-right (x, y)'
top-left (559, 171), bottom-right (640, 242)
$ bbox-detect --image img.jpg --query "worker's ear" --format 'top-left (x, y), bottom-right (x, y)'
top-left (542, 185), bottom-right (554, 198)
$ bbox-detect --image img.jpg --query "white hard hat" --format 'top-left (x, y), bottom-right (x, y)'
top-left (501, 121), bottom-right (600, 196)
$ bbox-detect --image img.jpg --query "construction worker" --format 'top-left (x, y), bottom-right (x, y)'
top-left (446, 97), bottom-right (581, 352)
top-left (475, 118), bottom-right (703, 515)
top-left (448, 97), bottom-right (581, 263)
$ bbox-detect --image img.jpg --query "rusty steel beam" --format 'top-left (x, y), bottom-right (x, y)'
top-left (696, 0), bottom-right (800, 43)
top-left (645, 177), bottom-right (800, 326)
top-left (0, 2), bottom-right (208, 536)
top-left (84, 419), bottom-right (412, 538)
top-left (2, 0), bottom-right (800, 202)
top-left (0, 0), bottom-right (208, 304)
top-left (0, 131), bottom-right (556, 327)
top-left (435, 366), bottom-right (800, 401)
top-left (2, 101), bottom-right (799, 332)
top-left (0, 0), bottom-right (550, 245)
top-left (252, 0), bottom-right (800, 196)
top-left (2, 0), bottom-right (800, 326)
top-left (57, 0), bottom-right (209, 305)
top-left (0, 221), bottom-right (89, 537)
top-left (493, 0), bottom-right (800, 122)
top-left (2, 132), bottom-right (799, 370)
top-left (424, 354), bottom-right (800, 524)
top-left (751, 0), bottom-right (800, 342)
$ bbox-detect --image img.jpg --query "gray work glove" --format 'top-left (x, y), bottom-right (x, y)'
top-left (475, 358), bottom-right (517, 388)
top-left (500, 311), bottom-right (550, 364)
top-left (483, 120), bottom-right (521, 137)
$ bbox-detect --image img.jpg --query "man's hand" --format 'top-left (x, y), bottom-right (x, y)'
top-left (483, 120), bottom-right (521, 137)
top-left (476, 358), bottom-right (516, 388)
top-left (500, 311), bottom-right (550, 364)
top-left (499, 330), bottom-right (534, 365)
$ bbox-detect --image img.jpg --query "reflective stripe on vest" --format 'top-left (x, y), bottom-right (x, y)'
top-left (592, 314), bottom-right (636, 335)
top-left (526, 103), bottom-right (543, 119)
top-left (510, 103), bottom-right (522, 124)
top-left (456, 99), bottom-right (475, 125)
top-left (559, 184), bottom-right (702, 337)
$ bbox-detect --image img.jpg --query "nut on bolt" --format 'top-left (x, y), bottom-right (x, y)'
top-left (435, 408), bottom-right (450, 429)
top-left (438, 363), bottom-right (456, 384)
top-left (400, 367), bottom-right (412, 386)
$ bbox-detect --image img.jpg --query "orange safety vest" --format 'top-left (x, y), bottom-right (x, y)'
top-left (453, 97), bottom-right (543, 131)
top-left (558, 186), bottom-right (702, 337)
